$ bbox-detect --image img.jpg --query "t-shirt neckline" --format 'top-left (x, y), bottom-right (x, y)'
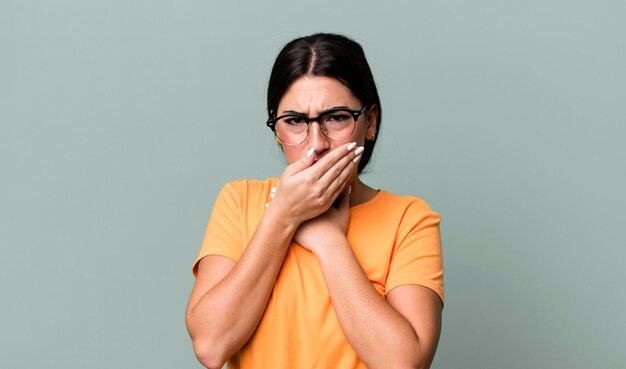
top-left (350, 189), bottom-right (384, 210)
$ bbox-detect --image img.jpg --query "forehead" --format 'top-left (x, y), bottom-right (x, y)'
top-left (278, 76), bottom-right (360, 112)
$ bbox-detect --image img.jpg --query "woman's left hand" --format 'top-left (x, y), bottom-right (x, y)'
top-left (292, 186), bottom-right (351, 254)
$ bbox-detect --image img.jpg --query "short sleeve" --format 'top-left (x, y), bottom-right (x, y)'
top-left (191, 182), bottom-right (243, 277)
top-left (385, 200), bottom-right (444, 306)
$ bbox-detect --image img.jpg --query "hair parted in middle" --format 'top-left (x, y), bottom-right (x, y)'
top-left (266, 33), bottom-right (382, 174)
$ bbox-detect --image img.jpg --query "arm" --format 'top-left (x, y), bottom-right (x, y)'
top-left (186, 209), bottom-right (297, 369)
top-left (185, 143), bottom-right (362, 369)
top-left (315, 238), bottom-right (442, 369)
top-left (294, 192), bottom-right (443, 369)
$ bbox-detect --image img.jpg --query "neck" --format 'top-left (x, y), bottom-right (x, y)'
top-left (349, 177), bottom-right (378, 207)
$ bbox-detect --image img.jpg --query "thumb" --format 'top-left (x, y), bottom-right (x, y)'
top-left (283, 147), bottom-right (316, 176)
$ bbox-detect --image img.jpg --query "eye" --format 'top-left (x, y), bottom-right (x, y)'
top-left (325, 111), bottom-right (351, 123)
top-left (282, 116), bottom-right (306, 125)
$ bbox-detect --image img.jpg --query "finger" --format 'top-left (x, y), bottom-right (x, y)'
top-left (283, 147), bottom-right (317, 177)
top-left (302, 142), bottom-right (357, 180)
top-left (323, 158), bottom-right (360, 208)
top-left (326, 170), bottom-right (354, 205)
top-left (319, 145), bottom-right (363, 192)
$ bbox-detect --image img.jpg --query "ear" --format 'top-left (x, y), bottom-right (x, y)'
top-left (365, 104), bottom-right (379, 141)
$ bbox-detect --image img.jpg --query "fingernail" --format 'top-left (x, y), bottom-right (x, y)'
top-left (354, 146), bottom-right (365, 156)
top-left (347, 142), bottom-right (357, 151)
top-left (353, 154), bottom-right (362, 163)
top-left (306, 147), bottom-right (315, 158)
top-left (269, 192), bottom-right (275, 198)
top-left (271, 187), bottom-right (277, 193)
top-left (265, 203), bottom-right (269, 208)
top-left (348, 185), bottom-right (352, 194)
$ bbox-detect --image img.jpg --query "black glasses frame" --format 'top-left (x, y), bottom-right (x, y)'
top-left (266, 105), bottom-right (369, 145)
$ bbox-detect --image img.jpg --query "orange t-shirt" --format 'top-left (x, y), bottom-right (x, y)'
top-left (192, 178), bottom-right (444, 369)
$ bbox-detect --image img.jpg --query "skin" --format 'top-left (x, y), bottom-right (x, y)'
top-left (186, 76), bottom-right (443, 369)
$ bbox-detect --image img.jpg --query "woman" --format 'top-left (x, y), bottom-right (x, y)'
top-left (186, 33), bottom-right (444, 369)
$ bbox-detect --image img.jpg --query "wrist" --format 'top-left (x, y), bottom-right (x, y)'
top-left (312, 232), bottom-right (350, 260)
top-left (263, 203), bottom-right (300, 233)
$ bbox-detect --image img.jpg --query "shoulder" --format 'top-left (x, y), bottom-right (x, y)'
top-left (373, 190), bottom-right (441, 236)
top-left (376, 190), bottom-right (439, 218)
top-left (216, 178), bottom-right (279, 206)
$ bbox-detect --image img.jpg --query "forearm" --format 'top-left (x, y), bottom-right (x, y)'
top-left (187, 209), bottom-right (297, 365)
top-left (315, 239), bottom-right (424, 369)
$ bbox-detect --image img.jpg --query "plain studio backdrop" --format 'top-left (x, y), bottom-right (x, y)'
top-left (1, 1), bottom-right (624, 368)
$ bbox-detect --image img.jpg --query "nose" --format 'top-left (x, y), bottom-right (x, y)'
top-left (307, 122), bottom-right (330, 156)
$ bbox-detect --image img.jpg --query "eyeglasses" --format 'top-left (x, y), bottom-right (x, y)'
top-left (266, 105), bottom-right (369, 146)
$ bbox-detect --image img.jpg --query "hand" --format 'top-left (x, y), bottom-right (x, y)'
top-left (293, 185), bottom-right (351, 254)
top-left (266, 142), bottom-right (363, 227)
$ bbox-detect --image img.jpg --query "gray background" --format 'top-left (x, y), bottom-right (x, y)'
top-left (1, 1), bottom-right (624, 368)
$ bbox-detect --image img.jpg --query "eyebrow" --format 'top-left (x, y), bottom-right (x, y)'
top-left (281, 106), bottom-right (351, 115)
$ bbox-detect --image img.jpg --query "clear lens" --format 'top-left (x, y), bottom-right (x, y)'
top-left (275, 116), bottom-right (308, 145)
top-left (273, 109), bottom-right (358, 145)
top-left (320, 111), bottom-right (355, 141)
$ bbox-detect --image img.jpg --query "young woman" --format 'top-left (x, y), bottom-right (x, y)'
top-left (186, 33), bottom-right (444, 369)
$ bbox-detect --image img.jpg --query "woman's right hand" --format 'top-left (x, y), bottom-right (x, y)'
top-left (268, 142), bottom-right (363, 226)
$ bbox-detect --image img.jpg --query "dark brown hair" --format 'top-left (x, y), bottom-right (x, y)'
top-left (267, 33), bottom-right (382, 173)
